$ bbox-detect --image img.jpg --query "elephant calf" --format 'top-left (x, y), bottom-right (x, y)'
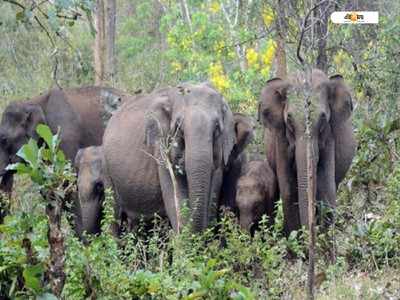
top-left (236, 160), bottom-right (278, 232)
top-left (75, 146), bottom-right (107, 235)
top-left (220, 113), bottom-right (255, 214)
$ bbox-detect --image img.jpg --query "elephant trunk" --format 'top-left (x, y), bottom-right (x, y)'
top-left (80, 201), bottom-right (101, 235)
top-left (239, 213), bottom-right (253, 232)
top-left (184, 117), bottom-right (213, 232)
top-left (295, 137), bottom-right (318, 229)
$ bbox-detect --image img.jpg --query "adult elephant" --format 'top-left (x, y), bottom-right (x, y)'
top-left (0, 86), bottom-right (129, 194)
top-left (103, 83), bottom-right (238, 232)
top-left (258, 69), bottom-right (356, 234)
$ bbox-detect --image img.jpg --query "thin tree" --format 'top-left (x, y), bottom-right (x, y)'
top-left (274, 0), bottom-right (288, 78)
top-left (296, 0), bottom-right (331, 298)
top-left (94, 0), bottom-right (116, 86)
top-left (314, 0), bottom-right (332, 72)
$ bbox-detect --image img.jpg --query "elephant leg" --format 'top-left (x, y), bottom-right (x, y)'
top-left (0, 171), bottom-right (14, 196)
top-left (265, 186), bottom-right (279, 227)
top-left (209, 168), bottom-right (223, 225)
top-left (316, 139), bottom-right (337, 262)
top-left (275, 140), bottom-right (300, 235)
top-left (316, 139), bottom-right (336, 228)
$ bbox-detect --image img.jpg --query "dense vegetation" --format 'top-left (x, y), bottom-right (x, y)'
top-left (0, 0), bottom-right (399, 299)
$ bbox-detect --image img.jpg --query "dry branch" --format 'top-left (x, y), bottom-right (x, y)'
top-left (44, 193), bottom-right (66, 297)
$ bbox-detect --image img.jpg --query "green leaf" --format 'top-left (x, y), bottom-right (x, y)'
top-left (36, 124), bottom-right (53, 150)
top-left (16, 139), bottom-right (39, 168)
top-left (51, 131), bottom-right (61, 153)
top-left (56, 149), bottom-right (65, 163)
top-left (23, 264), bottom-right (43, 293)
top-left (6, 162), bottom-right (31, 174)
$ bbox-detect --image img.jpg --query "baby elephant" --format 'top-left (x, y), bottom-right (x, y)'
top-left (236, 160), bottom-right (278, 232)
top-left (75, 146), bottom-right (106, 235)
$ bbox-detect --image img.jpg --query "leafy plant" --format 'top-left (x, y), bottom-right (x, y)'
top-left (6, 124), bottom-right (76, 297)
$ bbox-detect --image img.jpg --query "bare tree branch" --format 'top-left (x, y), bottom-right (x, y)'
top-left (296, 0), bottom-right (329, 65)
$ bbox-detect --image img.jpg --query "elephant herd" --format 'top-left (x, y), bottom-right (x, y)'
top-left (0, 69), bottom-right (356, 237)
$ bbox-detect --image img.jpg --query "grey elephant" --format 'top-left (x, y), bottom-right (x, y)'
top-left (0, 86), bottom-right (129, 195)
top-left (220, 113), bottom-right (255, 214)
top-left (236, 160), bottom-right (278, 232)
top-left (258, 69), bottom-right (356, 234)
top-left (103, 83), bottom-right (239, 232)
top-left (75, 146), bottom-right (107, 235)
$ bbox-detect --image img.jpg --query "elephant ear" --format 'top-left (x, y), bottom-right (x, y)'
top-left (74, 148), bottom-right (84, 170)
top-left (327, 74), bottom-right (353, 124)
top-left (222, 103), bottom-right (236, 167)
top-left (259, 78), bottom-right (289, 129)
top-left (23, 104), bottom-right (47, 140)
top-left (231, 113), bottom-right (254, 161)
top-left (144, 94), bottom-right (172, 148)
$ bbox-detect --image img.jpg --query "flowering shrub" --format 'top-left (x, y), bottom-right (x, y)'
top-left (161, 2), bottom-right (277, 113)
top-left (209, 62), bottom-right (231, 93)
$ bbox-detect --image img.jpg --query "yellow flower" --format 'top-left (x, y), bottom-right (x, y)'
top-left (333, 50), bottom-right (347, 67)
top-left (261, 40), bottom-right (276, 66)
top-left (209, 62), bottom-right (230, 93)
top-left (262, 7), bottom-right (275, 26)
top-left (210, 1), bottom-right (221, 14)
top-left (259, 40), bottom-right (276, 78)
top-left (246, 48), bottom-right (259, 68)
top-left (171, 61), bottom-right (182, 72)
top-left (214, 41), bottom-right (225, 54)
top-left (227, 51), bottom-right (236, 59)
top-left (181, 37), bottom-right (192, 50)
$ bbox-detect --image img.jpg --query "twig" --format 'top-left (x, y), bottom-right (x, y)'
top-left (220, 29), bottom-right (274, 52)
top-left (3, 0), bottom-right (25, 9)
top-left (296, 0), bottom-right (329, 65)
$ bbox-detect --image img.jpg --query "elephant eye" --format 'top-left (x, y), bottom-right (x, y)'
top-left (215, 120), bottom-right (221, 133)
top-left (262, 109), bottom-right (271, 119)
top-left (319, 116), bottom-right (328, 134)
top-left (0, 135), bottom-right (8, 146)
top-left (286, 115), bottom-right (295, 133)
top-left (93, 181), bottom-right (104, 195)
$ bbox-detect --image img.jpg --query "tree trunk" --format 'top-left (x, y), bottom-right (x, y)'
top-left (45, 195), bottom-right (65, 297)
top-left (105, 0), bottom-right (116, 85)
top-left (315, 0), bottom-right (332, 72)
top-left (94, 0), bottom-right (105, 85)
top-left (179, 0), bottom-right (192, 33)
top-left (275, 0), bottom-right (288, 78)
top-left (94, 0), bottom-right (116, 86)
top-left (306, 132), bottom-right (316, 300)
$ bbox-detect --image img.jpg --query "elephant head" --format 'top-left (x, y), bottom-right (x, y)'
top-left (230, 113), bottom-right (255, 162)
top-left (74, 146), bottom-right (105, 235)
top-left (259, 69), bottom-right (353, 228)
top-left (145, 83), bottom-right (236, 232)
top-left (236, 174), bottom-right (267, 232)
top-left (220, 112), bottom-right (255, 211)
top-left (0, 101), bottom-right (47, 193)
top-left (236, 160), bottom-right (277, 232)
